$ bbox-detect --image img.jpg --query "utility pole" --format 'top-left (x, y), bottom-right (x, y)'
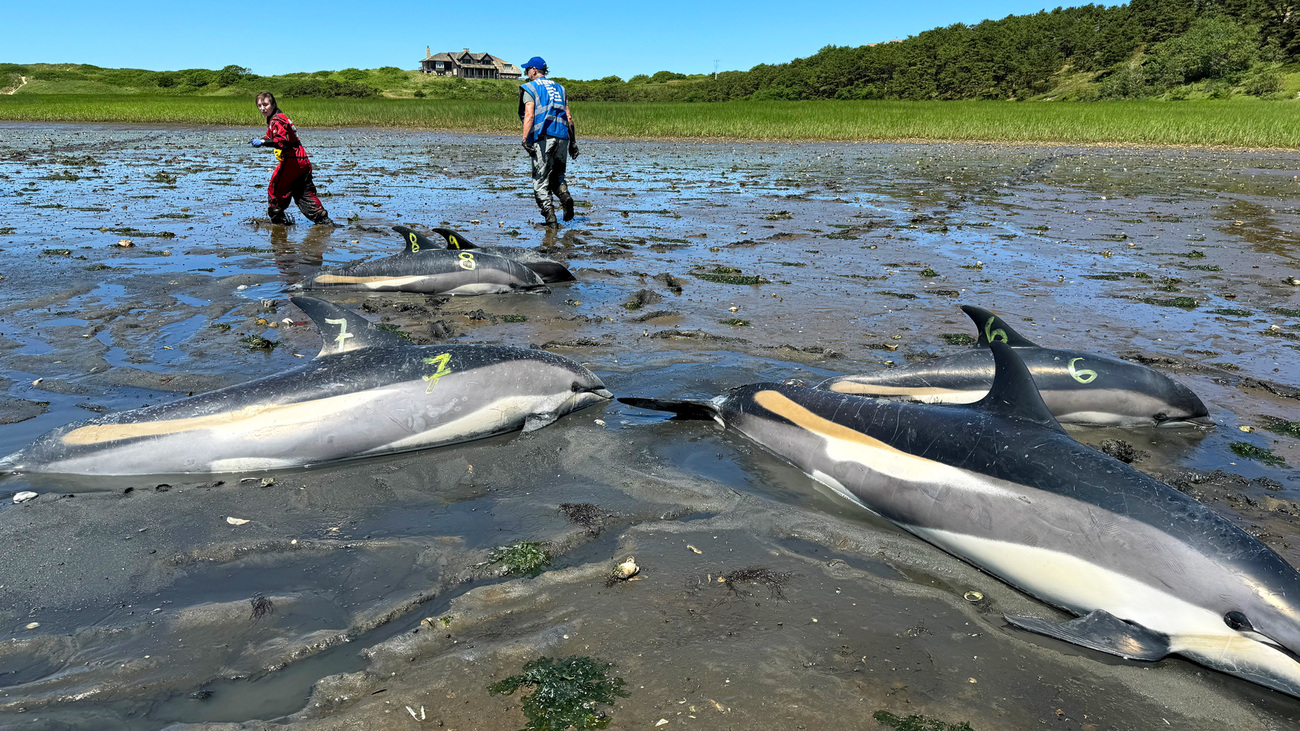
top-left (713, 59), bottom-right (720, 79)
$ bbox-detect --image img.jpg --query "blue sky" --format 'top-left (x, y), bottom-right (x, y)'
top-left (8, 1), bottom-right (1090, 80)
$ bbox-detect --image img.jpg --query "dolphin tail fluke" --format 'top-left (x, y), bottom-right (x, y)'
top-left (523, 261), bottom-right (576, 283)
top-left (961, 305), bottom-right (1038, 347)
top-left (1006, 610), bottom-right (1171, 662)
top-left (432, 227), bottom-right (479, 251)
top-left (290, 296), bottom-right (412, 357)
top-left (619, 397), bottom-right (720, 422)
top-left (390, 225), bottom-right (444, 255)
top-left (972, 342), bottom-right (1066, 432)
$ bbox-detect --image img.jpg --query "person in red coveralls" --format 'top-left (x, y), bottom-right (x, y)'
top-left (250, 92), bottom-right (333, 226)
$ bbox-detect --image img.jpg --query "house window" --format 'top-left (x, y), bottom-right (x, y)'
top-left (435, 61), bottom-right (444, 69)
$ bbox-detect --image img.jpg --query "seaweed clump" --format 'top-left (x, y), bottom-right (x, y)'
top-left (723, 567), bottom-right (795, 598)
top-left (690, 266), bottom-right (768, 285)
top-left (873, 710), bottom-right (974, 731)
top-left (941, 333), bottom-right (976, 346)
top-left (249, 594), bottom-right (274, 621)
top-left (239, 334), bottom-right (279, 351)
top-left (488, 656), bottom-right (628, 731)
top-left (481, 541), bottom-right (553, 576)
top-left (1262, 418), bottom-right (1300, 439)
top-left (559, 503), bottom-right (605, 536)
top-left (1230, 441), bottom-right (1287, 467)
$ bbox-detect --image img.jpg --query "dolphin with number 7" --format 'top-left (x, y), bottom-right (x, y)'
top-left (819, 305), bottom-right (1209, 427)
top-left (621, 343), bottom-right (1300, 699)
top-left (0, 297), bottom-right (611, 477)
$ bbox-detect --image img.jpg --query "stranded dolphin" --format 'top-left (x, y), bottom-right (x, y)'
top-left (0, 297), bottom-right (611, 476)
top-left (818, 305), bottom-right (1209, 427)
top-left (301, 228), bottom-right (548, 294)
top-left (397, 225), bottom-right (576, 284)
top-left (622, 343), bottom-right (1300, 699)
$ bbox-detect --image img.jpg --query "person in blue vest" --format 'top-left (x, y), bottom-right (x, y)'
top-left (518, 56), bottom-right (578, 227)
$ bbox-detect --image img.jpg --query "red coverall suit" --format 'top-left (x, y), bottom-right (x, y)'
top-left (259, 112), bottom-right (330, 224)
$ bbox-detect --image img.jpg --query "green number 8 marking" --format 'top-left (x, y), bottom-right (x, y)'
top-left (457, 251), bottom-right (476, 271)
top-left (984, 317), bottom-right (1008, 344)
top-left (422, 353), bottom-right (453, 393)
top-left (1068, 357), bottom-right (1098, 384)
top-left (408, 232), bottom-right (420, 253)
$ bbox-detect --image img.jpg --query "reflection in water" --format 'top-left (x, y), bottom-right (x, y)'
top-left (269, 224), bottom-right (331, 284)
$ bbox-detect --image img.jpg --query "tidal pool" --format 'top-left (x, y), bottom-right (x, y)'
top-left (0, 123), bottom-right (1297, 730)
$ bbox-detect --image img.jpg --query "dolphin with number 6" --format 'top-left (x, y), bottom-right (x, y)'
top-left (0, 297), bottom-right (611, 477)
top-left (819, 305), bottom-right (1209, 427)
top-left (300, 226), bottom-right (547, 294)
top-left (622, 343), bottom-right (1300, 699)
top-left (413, 225), bottom-right (576, 284)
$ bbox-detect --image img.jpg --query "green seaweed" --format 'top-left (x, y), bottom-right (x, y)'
top-left (1272, 307), bottom-right (1300, 318)
top-left (1180, 250), bottom-right (1206, 259)
top-left (1209, 308), bottom-right (1252, 317)
top-left (1138, 296), bottom-right (1197, 309)
top-left (482, 541), bottom-right (552, 576)
top-left (942, 333), bottom-right (976, 345)
top-left (488, 656), bottom-right (628, 731)
top-left (239, 334), bottom-right (278, 351)
top-left (691, 266), bottom-right (767, 285)
top-left (502, 314), bottom-right (528, 323)
top-left (877, 291), bottom-right (918, 300)
top-left (919, 267), bottom-right (939, 278)
top-left (375, 323), bottom-right (412, 340)
top-left (1262, 419), bottom-right (1300, 439)
top-left (778, 261), bottom-right (807, 267)
top-left (720, 318), bottom-right (750, 326)
top-left (873, 710), bottom-right (974, 731)
top-left (41, 248), bottom-right (72, 256)
top-left (1157, 277), bottom-right (1182, 292)
top-left (1186, 264), bottom-right (1221, 271)
top-left (1230, 441), bottom-right (1287, 467)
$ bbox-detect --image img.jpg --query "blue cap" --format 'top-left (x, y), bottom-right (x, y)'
top-left (522, 56), bottom-right (547, 70)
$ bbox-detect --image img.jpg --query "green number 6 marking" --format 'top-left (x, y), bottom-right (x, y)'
top-left (408, 232), bottom-right (420, 253)
top-left (984, 317), bottom-right (1008, 344)
top-left (1068, 357), bottom-right (1098, 384)
top-left (422, 353), bottom-right (454, 393)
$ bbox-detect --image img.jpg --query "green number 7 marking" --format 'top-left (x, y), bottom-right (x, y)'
top-left (422, 353), bottom-right (453, 393)
top-left (1068, 357), bottom-right (1098, 384)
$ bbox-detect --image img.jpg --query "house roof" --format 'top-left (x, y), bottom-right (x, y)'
top-left (421, 49), bottom-right (520, 73)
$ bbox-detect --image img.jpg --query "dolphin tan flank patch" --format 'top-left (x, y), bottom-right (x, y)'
top-left (753, 390), bottom-right (914, 457)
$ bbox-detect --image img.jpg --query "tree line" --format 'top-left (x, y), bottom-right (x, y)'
top-left (559, 0), bottom-right (1296, 101)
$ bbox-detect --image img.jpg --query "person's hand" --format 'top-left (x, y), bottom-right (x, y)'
top-left (521, 139), bottom-right (531, 153)
top-left (569, 143), bottom-right (580, 160)
top-left (250, 138), bottom-right (265, 147)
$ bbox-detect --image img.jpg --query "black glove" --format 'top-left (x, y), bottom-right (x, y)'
top-left (569, 142), bottom-right (580, 160)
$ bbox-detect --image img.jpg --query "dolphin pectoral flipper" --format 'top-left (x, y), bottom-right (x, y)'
top-left (523, 411), bottom-right (560, 433)
top-left (619, 397), bottom-right (722, 423)
top-left (290, 296), bottom-right (410, 356)
top-left (961, 305), bottom-right (1038, 348)
top-left (1007, 610), bottom-right (1171, 661)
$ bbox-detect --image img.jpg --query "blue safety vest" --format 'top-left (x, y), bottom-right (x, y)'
top-left (519, 77), bottom-right (570, 143)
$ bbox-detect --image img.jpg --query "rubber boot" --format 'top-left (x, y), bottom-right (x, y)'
top-left (561, 196), bottom-right (575, 222)
top-left (544, 209), bottom-right (559, 228)
top-left (267, 206), bottom-right (290, 225)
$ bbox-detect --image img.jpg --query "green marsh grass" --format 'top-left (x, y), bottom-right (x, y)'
top-left (5, 96), bottom-right (1300, 146)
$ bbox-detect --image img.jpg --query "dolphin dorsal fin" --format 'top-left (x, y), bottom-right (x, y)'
top-left (433, 227), bottom-right (479, 250)
top-left (972, 342), bottom-right (1065, 432)
top-left (391, 225), bottom-right (439, 255)
top-left (291, 296), bottom-right (411, 357)
top-left (961, 305), bottom-right (1038, 348)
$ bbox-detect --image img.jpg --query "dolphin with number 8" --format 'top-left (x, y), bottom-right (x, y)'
top-left (300, 226), bottom-right (548, 294)
top-left (819, 305), bottom-right (1209, 427)
top-left (0, 297), bottom-right (611, 477)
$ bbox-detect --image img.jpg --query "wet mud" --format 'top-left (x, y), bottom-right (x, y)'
top-left (0, 123), bottom-right (1298, 730)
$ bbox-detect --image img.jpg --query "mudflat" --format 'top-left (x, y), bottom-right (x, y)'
top-left (0, 123), bottom-right (1297, 730)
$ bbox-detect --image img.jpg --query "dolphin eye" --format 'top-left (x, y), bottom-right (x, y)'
top-left (1154, 412), bottom-right (1168, 422)
top-left (570, 381), bottom-right (583, 392)
top-left (1224, 611), bottom-right (1253, 631)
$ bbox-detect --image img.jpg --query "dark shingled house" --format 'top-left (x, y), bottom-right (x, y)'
top-left (420, 47), bottom-right (521, 80)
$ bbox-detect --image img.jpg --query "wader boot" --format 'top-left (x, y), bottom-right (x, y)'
top-left (560, 193), bottom-right (575, 222)
top-left (267, 206), bottom-right (292, 225)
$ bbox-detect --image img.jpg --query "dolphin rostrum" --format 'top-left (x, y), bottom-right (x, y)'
top-left (301, 227), bottom-right (548, 295)
top-left (819, 305), bottom-right (1209, 427)
top-left (622, 343), bottom-right (1300, 699)
top-left (0, 297), bottom-right (611, 476)
top-left (400, 225), bottom-right (576, 284)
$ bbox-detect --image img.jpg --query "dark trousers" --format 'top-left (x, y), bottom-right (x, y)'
top-left (527, 137), bottom-right (573, 219)
top-left (268, 162), bottom-right (329, 224)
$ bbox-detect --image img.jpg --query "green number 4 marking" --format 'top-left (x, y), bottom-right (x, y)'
top-left (422, 353), bottom-right (453, 393)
